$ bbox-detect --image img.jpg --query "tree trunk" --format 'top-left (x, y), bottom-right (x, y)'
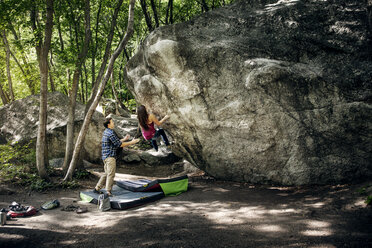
top-left (91, 0), bottom-right (102, 87)
top-left (0, 82), bottom-right (9, 105)
top-left (140, 0), bottom-right (153, 31)
top-left (85, 0), bottom-right (124, 116)
top-left (150, 0), bottom-right (159, 28)
top-left (56, 15), bottom-right (64, 52)
top-left (201, 0), bottom-right (209, 12)
top-left (35, 0), bottom-right (54, 181)
top-left (166, 0), bottom-right (173, 24)
top-left (64, 0), bottom-right (135, 181)
top-left (111, 71), bottom-right (120, 115)
top-left (62, 0), bottom-right (91, 173)
top-left (84, 62), bottom-right (88, 103)
top-left (2, 30), bottom-right (15, 102)
top-left (48, 58), bottom-right (56, 92)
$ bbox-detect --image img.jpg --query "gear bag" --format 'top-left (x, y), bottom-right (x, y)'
top-left (98, 193), bottom-right (111, 211)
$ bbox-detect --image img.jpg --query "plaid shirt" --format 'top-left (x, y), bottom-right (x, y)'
top-left (101, 128), bottom-right (122, 161)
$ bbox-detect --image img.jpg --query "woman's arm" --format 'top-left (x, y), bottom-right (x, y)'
top-left (149, 113), bottom-right (169, 126)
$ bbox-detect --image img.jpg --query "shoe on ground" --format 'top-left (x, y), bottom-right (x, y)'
top-left (76, 207), bottom-right (88, 214)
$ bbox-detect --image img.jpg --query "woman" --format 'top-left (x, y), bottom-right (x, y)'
top-left (137, 105), bottom-right (170, 151)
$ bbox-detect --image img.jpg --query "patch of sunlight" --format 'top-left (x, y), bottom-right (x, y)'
top-left (303, 202), bottom-right (325, 208)
top-left (301, 230), bottom-right (333, 236)
top-left (277, 193), bottom-right (289, 196)
top-left (306, 220), bottom-right (330, 228)
top-left (257, 0), bottom-right (299, 13)
top-left (59, 239), bottom-right (79, 245)
top-left (268, 208), bottom-right (298, 214)
top-left (308, 244), bottom-right (337, 248)
top-left (0, 233), bottom-right (25, 239)
top-left (96, 104), bottom-right (103, 114)
top-left (209, 188), bottom-right (230, 193)
top-left (353, 199), bottom-right (367, 207)
top-left (256, 224), bottom-right (285, 232)
top-left (304, 196), bottom-right (320, 201)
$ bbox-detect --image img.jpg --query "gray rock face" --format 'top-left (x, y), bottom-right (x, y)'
top-left (125, 0), bottom-right (372, 185)
top-left (101, 98), bottom-right (131, 118)
top-left (0, 92), bottom-right (105, 162)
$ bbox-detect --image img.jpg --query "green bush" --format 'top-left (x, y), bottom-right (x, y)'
top-left (0, 142), bottom-right (37, 184)
top-left (74, 169), bottom-right (91, 179)
top-left (60, 179), bottom-right (79, 189)
top-left (30, 178), bottom-right (53, 191)
top-left (366, 196), bottom-right (372, 205)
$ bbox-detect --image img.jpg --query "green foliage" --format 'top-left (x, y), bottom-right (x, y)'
top-left (357, 185), bottom-right (371, 206)
top-left (74, 169), bottom-right (91, 180)
top-left (60, 179), bottom-right (80, 189)
top-left (30, 178), bottom-right (53, 191)
top-left (124, 98), bottom-right (137, 112)
top-left (0, 142), bottom-right (37, 184)
top-left (0, 0), bottom-right (236, 107)
top-left (366, 196), bottom-right (372, 205)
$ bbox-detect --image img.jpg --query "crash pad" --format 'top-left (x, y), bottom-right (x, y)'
top-left (116, 175), bottom-right (188, 195)
top-left (79, 185), bottom-right (164, 210)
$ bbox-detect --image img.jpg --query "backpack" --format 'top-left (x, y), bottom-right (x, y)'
top-left (98, 193), bottom-right (111, 211)
top-left (7, 202), bottom-right (38, 218)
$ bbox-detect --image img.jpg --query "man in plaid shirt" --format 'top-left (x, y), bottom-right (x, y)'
top-left (94, 117), bottom-right (139, 196)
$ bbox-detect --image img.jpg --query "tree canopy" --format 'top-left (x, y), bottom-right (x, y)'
top-left (0, 0), bottom-right (235, 107)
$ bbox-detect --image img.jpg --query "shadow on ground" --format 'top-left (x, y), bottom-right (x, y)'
top-left (0, 177), bottom-right (371, 248)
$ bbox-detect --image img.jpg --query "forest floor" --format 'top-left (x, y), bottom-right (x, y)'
top-left (0, 162), bottom-right (371, 248)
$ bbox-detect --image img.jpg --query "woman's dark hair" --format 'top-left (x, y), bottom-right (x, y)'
top-left (137, 105), bottom-right (149, 130)
top-left (103, 117), bottom-right (112, 128)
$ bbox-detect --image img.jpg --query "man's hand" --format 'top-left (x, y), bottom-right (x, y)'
top-left (121, 134), bottom-right (130, 142)
top-left (131, 138), bottom-right (140, 144)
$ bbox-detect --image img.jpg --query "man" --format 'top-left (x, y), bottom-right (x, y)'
top-left (94, 117), bottom-right (140, 196)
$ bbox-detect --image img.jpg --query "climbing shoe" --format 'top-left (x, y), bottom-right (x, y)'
top-left (41, 199), bottom-right (60, 210)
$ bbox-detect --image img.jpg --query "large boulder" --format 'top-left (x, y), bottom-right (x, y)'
top-left (124, 0), bottom-right (372, 185)
top-left (0, 92), bottom-right (105, 163)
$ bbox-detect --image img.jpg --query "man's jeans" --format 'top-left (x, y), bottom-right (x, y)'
top-left (95, 157), bottom-right (116, 192)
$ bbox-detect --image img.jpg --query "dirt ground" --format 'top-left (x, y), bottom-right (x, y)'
top-left (0, 164), bottom-right (371, 248)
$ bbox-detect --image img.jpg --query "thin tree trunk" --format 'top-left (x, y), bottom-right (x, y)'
top-left (110, 71), bottom-right (120, 115)
top-left (2, 30), bottom-right (15, 102)
top-left (35, 0), bottom-right (54, 181)
top-left (62, 0), bottom-right (91, 173)
top-left (64, 0), bottom-right (135, 181)
top-left (91, 0), bottom-right (102, 86)
top-left (85, 0), bottom-right (124, 115)
top-left (150, 0), bottom-right (159, 28)
top-left (140, 0), bottom-right (153, 31)
top-left (56, 15), bottom-right (64, 51)
top-left (48, 59), bottom-right (56, 92)
top-left (10, 50), bottom-right (25, 76)
top-left (166, 0), bottom-right (173, 24)
top-left (201, 0), bottom-right (209, 12)
top-left (84, 62), bottom-right (88, 103)
top-left (0, 81), bottom-right (9, 105)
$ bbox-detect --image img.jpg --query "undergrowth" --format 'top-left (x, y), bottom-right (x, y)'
top-left (357, 185), bottom-right (372, 206)
top-left (0, 142), bottom-right (91, 191)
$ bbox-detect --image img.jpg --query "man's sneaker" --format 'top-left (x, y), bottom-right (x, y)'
top-left (93, 188), bottom-right (102, 194)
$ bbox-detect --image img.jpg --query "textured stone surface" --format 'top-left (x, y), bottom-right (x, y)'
top-left (0, 92), bottom-right (105, 163)
top-left (125, 0), bottom-right (372, 185)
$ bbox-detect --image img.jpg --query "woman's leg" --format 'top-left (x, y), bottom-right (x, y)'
top-left (157, 129), bottom-right (170, 146)
top-left (150, 139), bottom-right (158, 151)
